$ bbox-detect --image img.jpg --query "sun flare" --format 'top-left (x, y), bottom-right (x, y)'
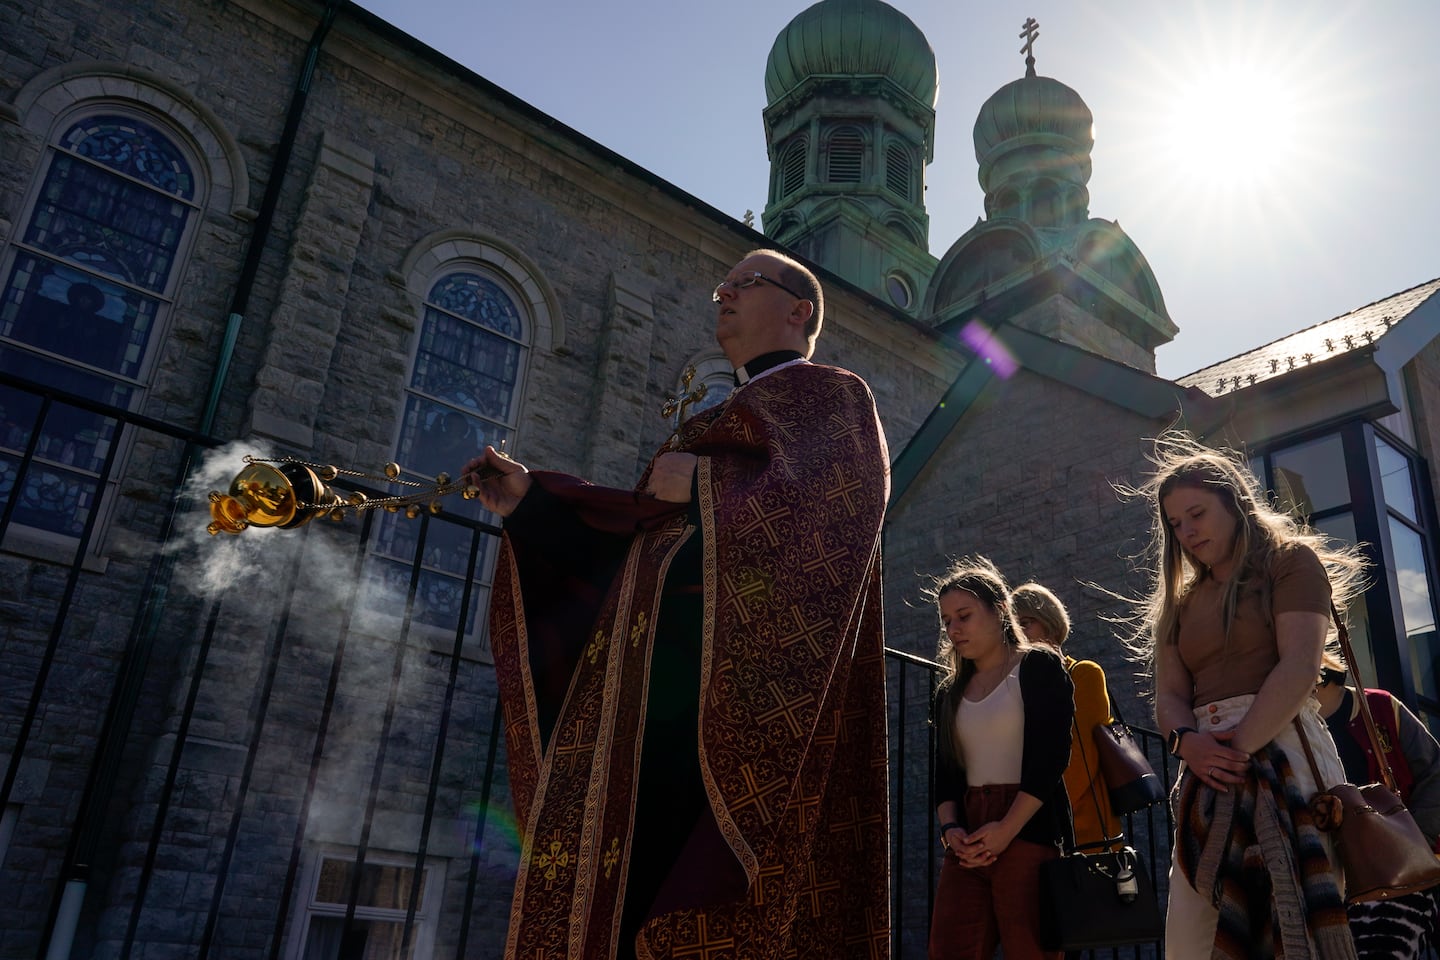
top-left (1157, 60), bottom-right (1304, 195)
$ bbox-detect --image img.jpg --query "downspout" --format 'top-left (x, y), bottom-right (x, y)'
top-left (41, 3), bottom-right (347, 957)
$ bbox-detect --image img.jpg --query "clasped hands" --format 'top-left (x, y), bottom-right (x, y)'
top-left (942, 821), bottom-right (1017, 868)
top-left (461, 446), bottom-right (697, 518)
top-left (1179, 728), bottom-right (1251, 792)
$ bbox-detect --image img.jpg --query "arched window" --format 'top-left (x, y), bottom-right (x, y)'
top-left (0, 112), bottom-right (201, 539)
top-left (885, 143), bottom-right (912, 200)
top-left (397, 270), bottom-right (526, 477)
top-left (826, 127), bottom-right (865, 183)
top-left (992, 188), bottom-right (1021, 221)
top-left (884, 217), bottom-right (919, 246)
top-left (366, 264), bottom-right (531, 644)
top-left (1030, 179), bottom-right (1063, 227)
top-left (779, 138), bottom-right (807, 198)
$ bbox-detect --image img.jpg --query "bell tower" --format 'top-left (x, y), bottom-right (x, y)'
top-left (760, 0), bottom-right (939, 314)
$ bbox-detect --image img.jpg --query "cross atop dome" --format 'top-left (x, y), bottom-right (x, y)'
top-left (1020, 17), bottom-right (1040, 77)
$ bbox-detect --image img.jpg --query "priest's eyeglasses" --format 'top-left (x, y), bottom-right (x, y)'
top-left (711, 272), bottom-right (808, 303)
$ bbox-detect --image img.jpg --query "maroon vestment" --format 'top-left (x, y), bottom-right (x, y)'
top-left (490, 361), bottom-right (891, 959)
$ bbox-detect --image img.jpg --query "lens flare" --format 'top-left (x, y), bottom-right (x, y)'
top-left (959, 319), bottom-right (1018, 378)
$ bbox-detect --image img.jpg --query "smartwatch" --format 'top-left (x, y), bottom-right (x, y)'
top-left (1167, 726), bottom-right (1196, 757)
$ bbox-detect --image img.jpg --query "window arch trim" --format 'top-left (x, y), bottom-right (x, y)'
top-left (14, 62), bottom-right (251, 216)
top-left (395, 230), bottom-right (562, 354)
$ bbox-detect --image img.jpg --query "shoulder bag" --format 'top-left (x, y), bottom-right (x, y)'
top-left (1294, 605), bottom-right (1440, 903)
top-left (1038, 715), bottom-right (1165, 950)
top-left (1092, 697), bottom-right (1166, 814)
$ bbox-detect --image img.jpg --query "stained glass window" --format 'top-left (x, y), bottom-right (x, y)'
top-left (399, 272), bottom-right (525, 483)
top-left (60, 115), bottom-right (195, 199)
top-left (0, 112), bottom-right (196, 541)
top-left (368, 268), bottom-right (528, 642)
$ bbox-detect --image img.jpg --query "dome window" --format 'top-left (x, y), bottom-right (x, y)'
top-left (780, 139), bottom-right (807, 198)
top-left (885, 144), bottom-right (912, 200)
top-left (826, 128), bottom-right (864, 183)
top-left (885, 272), bottom-right (913, 309)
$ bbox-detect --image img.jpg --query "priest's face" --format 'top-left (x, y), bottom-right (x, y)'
top-left (713, 254), bottom-right (806, 366)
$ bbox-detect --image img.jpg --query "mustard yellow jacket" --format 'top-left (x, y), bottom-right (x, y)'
top-left (1064, 656), bottom-right (1124, 847)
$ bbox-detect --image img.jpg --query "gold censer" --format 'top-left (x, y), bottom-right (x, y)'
top-left (206, 454), bottom-right (501, 536)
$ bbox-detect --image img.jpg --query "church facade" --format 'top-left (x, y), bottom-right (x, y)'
top-left (1, 0), bottom-right (1438, 957)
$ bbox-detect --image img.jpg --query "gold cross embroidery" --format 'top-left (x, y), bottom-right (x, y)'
top-left (735, 498), bottom-right (792, 547)
top-left (670, 914), bottom-right (736, 959)
top-left (828, 796), bottom-right (883, 848)
top-left (720, 570), bottom-right (770, 623)
top-left (629, 610), bottom-right (648, 649)
top-left (554, 720), bottom-right (596, 776)
top-left (843, 906), bottom-right (889, 960)
top-left (602, 837), bottom-right (621, 879)
top-left (802, 861), bottom-right (842, 918)
top-left (729, 763), bottom-right (787, 826)
top-left (754, 679), bottom-right (815, 738)
top-left (800, 532), bottom-right (849, 586)
top-left (775, 608), bottom-right (835, 659)
top-left (824, 464), bottom-right (864, 516)
top-left (533, 832), bottom-right (572, 885)
top-left (585, 629), bottom-right (608, 665)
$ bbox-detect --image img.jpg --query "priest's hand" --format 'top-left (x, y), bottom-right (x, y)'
top-left (463, 445), bottom-right (531, 517)
top-left (646, 453), bottom-right (697, 503)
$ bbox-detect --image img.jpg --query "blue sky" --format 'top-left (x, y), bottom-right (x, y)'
top-left (351, 0), bottom-right (1439, 380)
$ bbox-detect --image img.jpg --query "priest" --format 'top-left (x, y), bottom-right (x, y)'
top-left (464, 249), bottom-right (890, 960)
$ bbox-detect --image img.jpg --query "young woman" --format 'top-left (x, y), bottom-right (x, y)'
top-left (928, 558), bottom-right (1073, 960)
top-left (1012, 582), bottom-right (1122, 850)
top-left (1124, 432), bottom-right (1366, 959)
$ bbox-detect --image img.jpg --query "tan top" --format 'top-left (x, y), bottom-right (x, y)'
top-left (1177, 543), bottom-right (1332, 705)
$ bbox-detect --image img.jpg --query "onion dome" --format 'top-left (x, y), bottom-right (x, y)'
top-left (764, 0), bottom-right (938, 108)
top-left (973, 73), bottom-right (1093, 184)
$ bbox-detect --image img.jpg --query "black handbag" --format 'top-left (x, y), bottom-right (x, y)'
top-left (1039, 716), bottom-right (1164, 951)
top-left (1038, 844), bottom-right (1165, 950)
top-left (1092, 699), bottom-right (1166, 814)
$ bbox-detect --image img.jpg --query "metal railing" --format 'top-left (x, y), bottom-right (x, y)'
top-left (0, 370), bottom-right (1173, 958)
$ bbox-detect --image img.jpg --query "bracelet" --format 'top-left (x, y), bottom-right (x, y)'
top-left (938, 821), bottom-right (960, 844)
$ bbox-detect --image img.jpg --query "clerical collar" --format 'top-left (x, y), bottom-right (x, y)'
top-left (734, 350), bottom-right (805, 386)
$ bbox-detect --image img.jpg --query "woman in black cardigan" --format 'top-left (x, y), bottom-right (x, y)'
top-left (927, 557), bottom-right (1074, 960)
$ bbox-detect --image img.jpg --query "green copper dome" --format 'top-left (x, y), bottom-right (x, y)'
top-left (764, 0), bottom-right (938, 108)
top-left (973, 73), bottom-right (1093, 166)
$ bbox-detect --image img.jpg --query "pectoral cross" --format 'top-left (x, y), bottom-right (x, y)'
top-left (1019, 17), bottom-right (1039, 76)
top-left (661, 365), bottom-right (708, 437)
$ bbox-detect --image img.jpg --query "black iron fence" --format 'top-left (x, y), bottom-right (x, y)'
top-left (0, 371), bottom-right (1173, 959)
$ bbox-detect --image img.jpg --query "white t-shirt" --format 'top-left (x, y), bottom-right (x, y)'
top-left (955, 661), bottom-right (1025, 785)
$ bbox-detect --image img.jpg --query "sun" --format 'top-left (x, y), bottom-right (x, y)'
top-left (1156, 58), bottom-right (1305, 198)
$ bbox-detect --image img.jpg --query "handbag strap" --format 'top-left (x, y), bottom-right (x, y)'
top-left (1292, 716), bottom-right (1328, 788)
top-left (1329, 602), bottom-right (1398, 792)
top-left (1107, 692), bottom-right (1129, 727)
top-left (1067, 660), bottom-right (1124, 853)
top-left (1070, 714), bottom-right (1114, 846)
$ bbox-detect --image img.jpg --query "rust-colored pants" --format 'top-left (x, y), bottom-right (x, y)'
top-left (928, 783), bottom-right (1061, 960)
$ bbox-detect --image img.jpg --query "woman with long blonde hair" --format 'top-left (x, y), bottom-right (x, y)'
top-left (1125, 431), bottom-right (1366, 959)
